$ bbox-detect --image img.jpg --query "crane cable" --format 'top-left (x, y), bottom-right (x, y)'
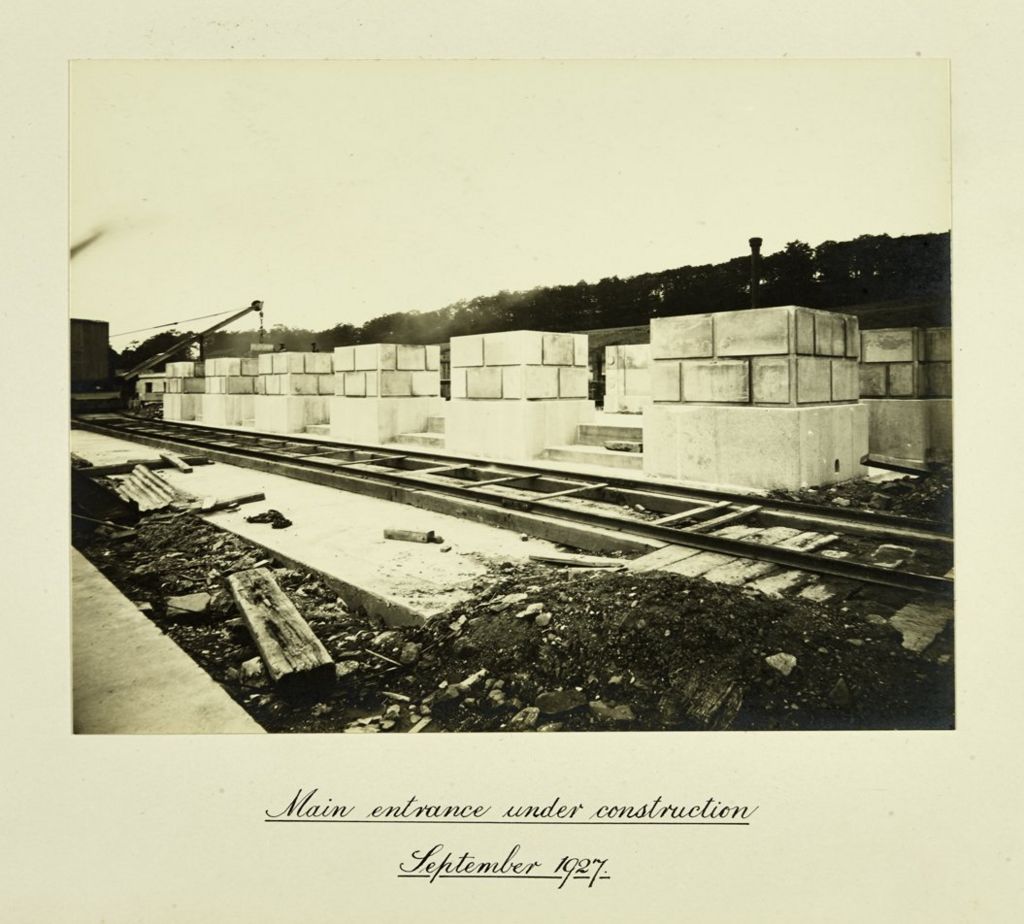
top-left (110, 307), bottom-right (249, 339)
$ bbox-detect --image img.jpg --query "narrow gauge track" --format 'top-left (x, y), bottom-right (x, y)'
top-left (74, 414), bottom-right (953, 599)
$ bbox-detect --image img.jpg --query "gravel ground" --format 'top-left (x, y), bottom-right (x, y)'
top-left (76, 504), bottom-right (954, 734)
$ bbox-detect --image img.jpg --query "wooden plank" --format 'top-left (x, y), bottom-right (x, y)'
top-left (651, 501), bottom-right (731, 526)
top-left (469, 475), bottom-right (532, 488)
top-left (82, 457), bottom-right (211, 477)
top-left (534, 482), bottom-right (605, 501)
top-left (627, 545), bottom-right (702, 573)
top-left (160, 451), bottom-right (193, 473)
top-left (383, 528), bottom-right (437, 543)
top-left (685, 504), bottom-right (761, 533)
top-left (529, 552), bottom-right (626, 569)
top-left (195, 492), bottom-right (266, 513)
top-left (226, 568), bottom-right (335, 692)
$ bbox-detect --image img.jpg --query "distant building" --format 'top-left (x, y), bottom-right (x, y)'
top-left (136, 373), bottom-right (167, 403)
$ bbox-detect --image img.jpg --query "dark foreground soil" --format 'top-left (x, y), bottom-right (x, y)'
top-left (769, 464), bottom-right (953, 526)
top-left (76, 506), bottom-right (954, 734)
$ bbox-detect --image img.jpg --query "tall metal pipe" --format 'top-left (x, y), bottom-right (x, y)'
top-left (749, 237), bottom-right (763, 309)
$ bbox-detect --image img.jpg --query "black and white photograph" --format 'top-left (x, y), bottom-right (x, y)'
top-left (69, 59), bottom-right (954, 735)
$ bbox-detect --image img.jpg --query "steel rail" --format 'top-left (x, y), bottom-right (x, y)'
top-left (74, 414), bottom-right (953, 599)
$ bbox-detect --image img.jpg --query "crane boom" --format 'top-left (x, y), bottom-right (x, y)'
top-left (123, 300), bottom-right (264, 380)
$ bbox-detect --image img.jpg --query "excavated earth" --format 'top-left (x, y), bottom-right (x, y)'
top-left (75, 491), bottom-right (954, 734)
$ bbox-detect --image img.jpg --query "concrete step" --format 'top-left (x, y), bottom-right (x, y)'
top-left (304, 424), bottom-right (331, 435)
top-left (390, 432), bottom-right (445, 448)
top-left (577, 423), bottom-right (644, 446)
top-left (540, 444), bottom-right (644, 470)
top-left (425, 416), bottom-right (446, 434)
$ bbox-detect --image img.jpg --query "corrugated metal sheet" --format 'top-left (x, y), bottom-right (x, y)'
top-left (112, 465), bottom-right (181, 512)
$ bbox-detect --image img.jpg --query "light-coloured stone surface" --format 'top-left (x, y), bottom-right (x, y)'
top-left (272, 352), bottom-right (306, 374)
top-left (257, 353), bottom-right (275, 374)
top-left (844, 317), bottom-right (860, 358)
top-left (397, 345), bottom-right (426, 370)
top-left (651, 360), bottom-right (682, 402)
top-left (795, 308), bottom-right (815, 354)
top-left (920, 362), bottom-right (952, 397)
top-left (333, 346), bottom-right (356, 371)
top-left (305, 353), bottom-right (333, 374)
top-left (830, 359), bottom-right (860, 402)
top-left (450, 334), bottom-right (484, 367)
top-left (681, 359), bottom-right (750, 403)
top-left (201, 394), bottom-right (255, 427)
top-left (573, 333), bottom-right (589, 366)
top-left (445, 398), bottom-right (595, 460)
top-left (330, 395), bottom-right (443, 444)
top-left (887, 362), bottom-right (917, 397)
top-left (863, 398), bottom-right (953, 463)
top-left (466, 366), bottom-right (504, 399)
top-left (542, 332), bottom-right (575, 366)
top-left (483, 330), bottom-right (544, 366)
top-left (751, 356), bottom-right (792, 404)
top-left (410, 370), bottom-right (439, 397)
top-left (814, 312), bottom-right (845, 357)
top-left (715, 307), bottom-right (790, 356)
top-left (425, 344), bottom-right (441, 370)
top-left (922, 328), bottom-right (951, 362)
top-left (796, 357), bottom-right (831, 404)
top-left (861, 329), bottom-right (917, 364)
top-left (558, 366), bottom-right (589, 398)
top-left (859, 365), bottom-right (887, 397)
top-left (253, 395), bottom-right (329, 432)
top-left (643, 402), bottom-right (868, 490)
top-left (650, 314), bottom-right (714, 359)
top-left (379, 370), bottom-right (413, 397)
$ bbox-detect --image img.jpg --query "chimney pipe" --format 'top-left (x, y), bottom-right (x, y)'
top-left (749, 237), bottom-right (763, 309)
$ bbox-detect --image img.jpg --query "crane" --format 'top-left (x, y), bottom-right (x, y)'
top-left (122, 300), bottom-right (265, 381)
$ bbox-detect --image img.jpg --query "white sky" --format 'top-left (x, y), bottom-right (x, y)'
top-left (70, 59), bottom-right (950, 341)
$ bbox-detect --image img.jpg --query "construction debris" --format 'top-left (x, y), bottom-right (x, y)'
top-left (244, 509), bottom-right (292, 529)
top-left (384, 528), bottom-right (441, 544)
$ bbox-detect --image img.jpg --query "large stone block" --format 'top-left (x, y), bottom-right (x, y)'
top-left (425, 345), bottom-right (441, 371)
top-left (410, 371), bottom-right (439, 397)
top-left (643, 403), bottom-right (868, 491)
top-left (254, 395), bottom-right (329, 433)
top-left (257, 353), bottom-right (275, 374)
top-left (864, 398), bottom-right (953, 463)
top-left (466, 366), bottom-right (503, 399)
top-left (922, 328), bottom-right (952, 362)
top-left (651, 361), bottom-right (682, 402)
top-left (183, 377), bottom-right (205, 394)
top-left (651, 314), bottom-right (714, 359)
top-left (354, 343), bottom-right (397, 371)
top-left (887, 363), bottom-right (917, 397)
top-left (280, 373), bottom-right (320, 396)
top-left (379, 370), bottom-right (413, 397)
top-left (558, 366), bottom-right (589, 398)
top-left (223, 375), bottom-right (255, 395)
top-left (333, 346), bottom-right (356, 372)
top-left (240, 358), bottom-right (259, 376)
top-left (264, 374), bottom-right (281, 395)
top-left (920, 362), bottom-right (952, 397)
top-left (859, 364), bottom-right (887, 398)
top-left (542, 333), bottom-right (575, 366)
top-left (450, 335), bottom-right (484, 368)
top-left (814, 312), bottom-right (845, 357)
top-left (484, 331), bottom-right (543, 366)
top-left (622, 367), bottom-right (650, 396)
top-left (796, 357), bottom-right (831, 404)
top-left (330, 395), bottom-right (442, 444)
top-left (573, 334), bottom-right (589, 366)
top-left (830, 359), bottom-right (859, 402)
top-left (795, 308), bottom-right (815, 355)
top-left (397, 345), bottom-right (426, 371)
top-left (715, 307), bottom-right (790, 357)
top-left (304, 353), bottom-right (333, 374)
top-left (272, 352), bottom-right (306, 374)
top-left (681, 359), bottom-right (750, 403)
top-left (844, 318), bottom-right (860, 359)
top-left (343, 371), bottom-right (367, 397)
top-left (861, 329), bottom-right (916, 364)
top-left (450, 368), bottom-right (467, 399)
top-left (254, 375), bottom-right (266, 395)
top-left (317, 374), bottom-right (335, 396)
top-left (445, 398), bottom-right (595, 460)
top-left (751, 356), bottom-right (792, 405)
top-left (501, 366), bottom-right (523, 400)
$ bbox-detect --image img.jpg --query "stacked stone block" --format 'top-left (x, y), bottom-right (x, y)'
top-left (650, 306), bottom-right (860, 406)
top-left (253, 352), bottom-right (333, 432)
top-left (858, 327), bottom-right (951, 398)
top-left (644, 306), bottom-right (867, 491)
top-left (604, 344), bottom-right (651, 413)
top-left (445, 330), bottom-right (595, 460)
top-left (201, 357), bottom-right (259, 427)
top-left (162, 360), bottom-right (204, 421)
top-left (449, 330), bottom-right (588, 401)
top-left (330, 344), bottom-right (442, 444)
top-left (858, 327), bottom-right (952, 463)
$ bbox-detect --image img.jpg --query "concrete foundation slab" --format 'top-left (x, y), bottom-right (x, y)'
top-left (72, 549), bottom-right (263, 734)
top-left (201, 394), bottom-right (255, 427)
top-left (329, 396), bottom-right (443, 444)
top-left (863, 398), bottom-right (953, 463)
top-left (643, 402), bottom-right (868, 491)
top-left (253, 395), bottom-right (329, 433)
top-left (445, 398), bottom-right (596, 460)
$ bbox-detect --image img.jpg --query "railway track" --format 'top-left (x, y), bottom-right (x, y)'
top-left (73, 413), bottom-right (954, 601)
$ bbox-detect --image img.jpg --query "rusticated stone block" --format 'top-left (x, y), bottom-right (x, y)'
top-left (681, 359), bottom-right (750, 403)
top-left (650, 314), bottom-right (714, 359)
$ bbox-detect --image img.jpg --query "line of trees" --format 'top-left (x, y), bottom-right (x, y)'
top-left (114, 231), bottom-right (949, 368)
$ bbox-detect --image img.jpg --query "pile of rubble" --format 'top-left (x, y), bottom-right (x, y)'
top-left (78, 511), bottom-right (954, 733)
top-left (769, 464), bottom-right (953, 525)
